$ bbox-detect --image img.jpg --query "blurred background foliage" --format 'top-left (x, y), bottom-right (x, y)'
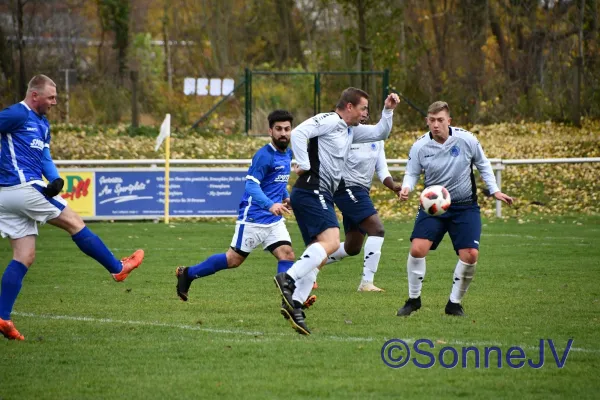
top-left (0, 0), bottom-right (598, 133)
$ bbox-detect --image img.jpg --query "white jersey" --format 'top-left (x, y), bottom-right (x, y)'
top-left (292, 108), bottom-right (393, 194)
top-left (402, 127), bottom-right (499, 204)
top-left (339, 140), bottom-right (391, 191)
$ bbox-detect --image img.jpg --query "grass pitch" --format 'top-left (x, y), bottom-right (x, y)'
top-left (1, 217), bottom-right (599, 399)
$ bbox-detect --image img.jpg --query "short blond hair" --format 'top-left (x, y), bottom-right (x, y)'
top-left (428, 101), bottom-right (450, 116)
top-left (27, 74), bottom-right (56, 95)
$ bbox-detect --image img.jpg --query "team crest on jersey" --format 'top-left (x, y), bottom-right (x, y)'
top-left (370, 143), bottom-right (377, 151)
top-left (450, 145), bottom-right (460, 157)
top-left (29, 138), bottom-right (44, 150)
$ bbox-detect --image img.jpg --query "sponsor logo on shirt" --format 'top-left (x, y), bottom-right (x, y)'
top-left (424, 154), bottom-right (435, 158)
top-left (30, 138), bottom-right (44, 150)
top-left (274, 174), bottom-right (290, 183)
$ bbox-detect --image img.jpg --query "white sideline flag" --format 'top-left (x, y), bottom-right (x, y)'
top-left (155, 114), bottom-right (171, 151)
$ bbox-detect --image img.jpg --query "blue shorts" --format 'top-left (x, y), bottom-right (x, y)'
top-left (291, 187), bottom-right (339, 246)
top-left (334, 186), bottom-right (377, 234)
top-left (410, 204), bottom-right (481, 254)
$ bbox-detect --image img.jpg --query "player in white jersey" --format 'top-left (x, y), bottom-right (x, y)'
top-left (316, 120), bottom-right (402, 292)
top-left (274, 88), bottom-right (400, 335)
top-left (0, 75), bottom-right (144, 341)
top-left (396, 101), bottom-right (513, 317)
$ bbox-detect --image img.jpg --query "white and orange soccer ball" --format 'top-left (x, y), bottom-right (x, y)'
top-left (419, 185), bottom-right (451, 216)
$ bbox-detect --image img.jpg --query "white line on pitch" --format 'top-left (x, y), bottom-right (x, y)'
top-left (12, 311), bottom-right (600, 353)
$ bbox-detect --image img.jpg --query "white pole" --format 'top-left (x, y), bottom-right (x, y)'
top-left (495, 168), bottom-right (502, 218)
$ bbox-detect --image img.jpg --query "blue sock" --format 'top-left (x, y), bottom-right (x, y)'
top-left (0, 260), bottom-right (28, 320)
top-left (72, 226), bottom-right (122, 274)
top-left (277, 260), bottom-right (294, 274)
top-left (188, 253), bottom-right (228, 280)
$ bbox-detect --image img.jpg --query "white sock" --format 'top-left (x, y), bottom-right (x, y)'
top-left (407, 254), bottom-right (426, 298)
top-left (362, 236), bottom-right (384, 282)
top-left (325, 242), bottom-right (348, 265)
top-left (286, 243), bottom-right (327, 281)
top-left (449, 260), bottom-right (476, 304)
top-left (293, 268), bottom-right (318, 304)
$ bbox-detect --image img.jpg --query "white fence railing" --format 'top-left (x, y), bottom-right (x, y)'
top-left (55, 157), bottom-right (600, 218)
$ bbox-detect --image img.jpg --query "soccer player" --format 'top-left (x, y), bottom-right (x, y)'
top-left (175, 110), bottom-right (302, 302)
top-left (0, 75), bottom-right (144, 341)
top-left (274, 88), bottom-right (401, 335)
top-left (396, 101), bottom-right (513, 317)
top-left (318, 138), bottom-right (402, 292)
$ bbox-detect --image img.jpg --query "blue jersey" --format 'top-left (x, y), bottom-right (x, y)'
top-left (0, 102), bottom-right (51, 187)
top-left (237, 143), bottom-right (292, 225)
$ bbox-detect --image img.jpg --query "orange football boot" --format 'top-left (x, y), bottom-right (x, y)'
top-left (0, 318), bottom-right (24, 341)
top-left (112, 249), bottom-right (145, 282)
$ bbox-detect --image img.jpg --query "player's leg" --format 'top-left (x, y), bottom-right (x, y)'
top-left (175, 222), bottom-right (254, 301)
top-left (444, 205), bottom-right (482, 316)
top-left (0, 236), bottom-right (36, 340)
top-left (48, 205), bottom-right (144, 282)
top-left (274, 188), bottom-right (339, 335)
top-left (356, 213), bottom-right (386, 291)
top-left (397, 209), bottom-right (447, 316)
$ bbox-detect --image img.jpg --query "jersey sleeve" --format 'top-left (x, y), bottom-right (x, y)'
top-left (246, 150), bottom-right (272, 185)
top-left (0, 104), bottom-right (28, 134)
top-left (375, 143), bottom-right (392, 183)
top-left (291, 116), bottom-right (328, 171)
top-left (41, 147), bottom-right (60, 182)
top-left (245, 149), bottom-right (275, 210)
top-left (470, 136), bottom-right (500, 194)
top-left (402, 142), bottom-right (422, 190)
top-left (352, 108), bottom-right (393, 144)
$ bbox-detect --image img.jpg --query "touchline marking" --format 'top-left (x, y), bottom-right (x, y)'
top-left (11, 312), bottom-right (600, 353)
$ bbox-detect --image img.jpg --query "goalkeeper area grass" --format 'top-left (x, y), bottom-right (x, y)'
top-left (1, 217), bottom-right (599, 399)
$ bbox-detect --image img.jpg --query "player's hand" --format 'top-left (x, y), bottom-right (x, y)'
top-left (493, 191), bottom-right (514, 206)
top-left (390, 183), bottom-right (403, 195)
top-left (43, 178), bottom-right (64, 198)
top-left (384, 93), bottom-right (401, 110)
top-left (269, 203), bottom-right (291, 216)
top-left (282, 197), bottom-right (292, 210)
top-left (399, 186), bottom-right (411, 201)
top-left (293, 164), bottom-right (307, 176)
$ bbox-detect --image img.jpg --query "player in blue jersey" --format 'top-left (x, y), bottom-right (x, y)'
top-left (175, 110), bottom-right (306, 303)
top-left (0, 75), bottom-right (144, 341)
top-left (396, 101), bottom-right (513, 317)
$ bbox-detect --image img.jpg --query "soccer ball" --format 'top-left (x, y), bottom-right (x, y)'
top-left (419, 185), bottom-right (451, 216)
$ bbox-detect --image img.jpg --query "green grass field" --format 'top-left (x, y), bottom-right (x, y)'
top-left (1, 217), bottom-right (599, 399)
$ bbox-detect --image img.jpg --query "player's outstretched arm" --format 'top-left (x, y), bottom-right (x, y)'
top-left (352, 93), bottom-right (400, 144)
top-left (376, 144), bottom-right (401, 197)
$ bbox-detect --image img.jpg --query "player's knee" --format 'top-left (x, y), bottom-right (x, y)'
top-left (409, 245), bottom-right (428, 258)
top-left (369, 227), bottom-right (385, 237)
top-left (226, 250), bottom-right (246, 268)
top-left (15, 249), bottom-right (35, 267)
top-left (346, 246), bottom-right (361, 257)
top-left (460, 248), bottom-right (479, 264)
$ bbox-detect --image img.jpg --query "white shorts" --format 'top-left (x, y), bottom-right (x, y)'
top-left (230, 219), bottom-right (292, 254)
top-left (0, 182), bottom-right (67, 239)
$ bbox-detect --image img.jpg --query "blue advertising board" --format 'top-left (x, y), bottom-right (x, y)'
top-left (94, 169), bottom-right (246, 218)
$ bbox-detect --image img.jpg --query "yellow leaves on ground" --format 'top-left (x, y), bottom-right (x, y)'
top-left (50, 121), bottom-right (600, 218)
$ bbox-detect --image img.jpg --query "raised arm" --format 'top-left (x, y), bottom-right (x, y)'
top-left (352, 93), bottom-right (400, 144)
